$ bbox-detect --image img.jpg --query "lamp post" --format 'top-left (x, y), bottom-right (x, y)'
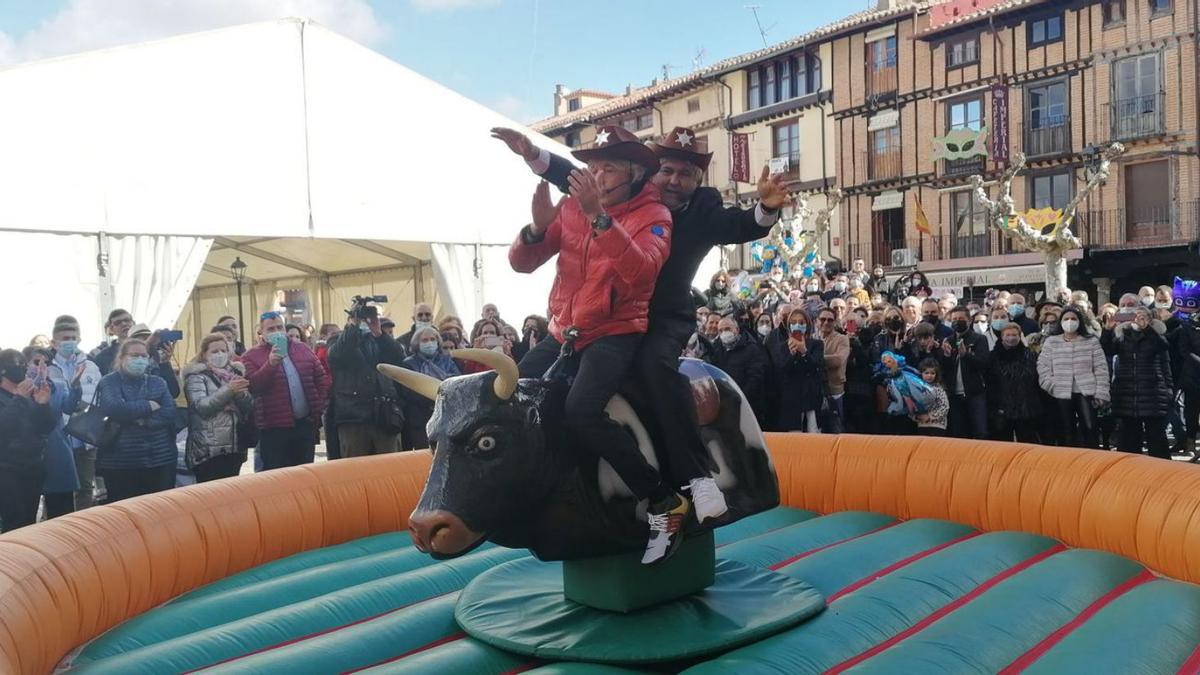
top-left (230, 257), bottom-right (248, 347)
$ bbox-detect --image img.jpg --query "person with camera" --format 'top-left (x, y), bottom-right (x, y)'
top-left (767, 309), bottom-right (826, 433)
top-left (127, 324), bottom-right (182, 399)
top-left (0, 348), bottom-right (57, 531)
top-left (328, 299), bottom-right (406, 458)
top-left (242, 312), bottom-right (329, 469)
top-left (48, 315), bottom-right (102, 509)
top-left (183, 334), bottom-right (255, 482)
top-left (939, 306), bottom-right (990, 440)
top-left (94, 339), bottom-right (179, 502)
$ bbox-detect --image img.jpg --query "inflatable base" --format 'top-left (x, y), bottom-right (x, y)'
top-left (563, 530), bottom-right (715, 612)
top-left (455, 556), bottom-right (825, 664)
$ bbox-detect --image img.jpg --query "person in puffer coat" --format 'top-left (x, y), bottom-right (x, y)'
top-left (985, 323), bottom-right (1043, 443)
top-left (705, 270), bottom-right (738, 317)
top-left (184, 334), bottom-right (254, 482)
top-left (1103, 307), bottom-right (1174, 459)
top-left (1038, 306), bottom-right (1110, 449)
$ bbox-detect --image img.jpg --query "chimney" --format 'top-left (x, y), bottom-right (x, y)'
top-left (553, 84), bottom-right (570, 116)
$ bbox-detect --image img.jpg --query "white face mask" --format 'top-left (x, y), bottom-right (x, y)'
top-left (1140, 296), bottom-right (1154, 307)
top-left (757, 324), bottom-right (772, 337)
top-left (1155, 301), bottom-right (1172, 310)
top-left (719, 331), bottom-right (737, 345)
top-left (973, 322), bottom-right (989, 335)
top-left (1061, 319), bottom-right (1080, 334)
top-left (207, 352), bottom-right (230, 369)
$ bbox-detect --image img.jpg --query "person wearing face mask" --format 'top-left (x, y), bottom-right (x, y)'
top-left (843, 308), bottom-right (877, 434)
top-left (1103, 306), bottom-right (1173, 460)
top-left (767, 309), bottom-right (826, 432)
top-left (1005, 293), bottom-right (1038, 336)
top-left (183, 334), bottom-right (254, 483)
top-left (47, 315), bottom-right (102, 510)
top-left (1025, 303), bottom-right (1062, 356)
top-left (93, 339), bottom-right (179, 502)
top-left (971, 311), bottom-right (992, 344)
top-left (920, 299), bottom-right (954, 341)
top-left (872, 307), bottom-right (909, 365)
top-left (243, 312), bottom-right (330, 470)
top-left (710, 317), bottom-right (768, 423)
top-left (867, 266), bottom-right (889, 297)
top-left (705, 271), bottom-right (739, 317)
top-left (846, 258), bottom-right (870, 289)
top-left (1138, 286), bottom-right (1157, 310)
top-left (900, 296), bottom-right (922, 331)
top-left (513, 315), bottom-right (549, 363)
top-left (905, 272), bottom-right (933, 299)
top-left (822, 275), bottom-right (851, 304)
top-left (400, 327), bottom-right (462, 451)
top-left (0, 348), bottom-right (56, 531)
top-left (814, 308), bottom-right (849, 430)
top-left (986, 323), bottom-right (1043, 443)
top-left (982, 308), bottom-right (1012, 350)
top-left (23, 345), bottom-right (78, 520)
top-left (1037, 307), bottom-right (1110, 449)
top-left (328, 304), bottom-right (406, 458)
top-left (396, 303), bottom-right (435, 356)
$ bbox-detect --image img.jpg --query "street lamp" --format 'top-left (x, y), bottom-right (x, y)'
top-left (230, 256), bottom-right (248, 346)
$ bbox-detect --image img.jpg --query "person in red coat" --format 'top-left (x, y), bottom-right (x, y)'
top-left (508, 125), bottom-right (687, 564)
top-left (240, 312), bottom-right (330, 470)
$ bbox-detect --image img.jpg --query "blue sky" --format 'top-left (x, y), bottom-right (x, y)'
top-left (0, 0), bottom-right (853, 123)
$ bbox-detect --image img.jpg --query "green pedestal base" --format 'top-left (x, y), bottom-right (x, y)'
top-left (563, 531), bottom-right (715, 613)
top-left (455, 556), bottom-right (825, 665)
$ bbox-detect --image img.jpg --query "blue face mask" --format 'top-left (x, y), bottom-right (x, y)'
top-left (419, 341), bottom-right (440, 356)
top-left (57, 340), bottom-right (79, 357)
top-left (991, 319), bottom-right (1007, 332)
top-left (266, 332), bottom-right (289, 352)
top-left (358, 322), bottom-right (371, 334)
top-left (124, 356), bottom-right (150, 376)
top-left (1008, 304), bottom-right (1025, 317)
top-left (789, 323), bottom-right (808, 334)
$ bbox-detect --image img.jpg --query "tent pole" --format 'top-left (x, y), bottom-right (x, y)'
top-left (96, 232), bottom-right (114, 339)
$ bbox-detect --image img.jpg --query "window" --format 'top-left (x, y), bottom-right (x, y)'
top-left (947, 97), bottom-right (983, 131)
top-left (1030, 171), bottom-right (1072, 211)
top-left (687, 98), bottom-right (700, 113)
top-left (564, 131), bottom-right (580, 148)
top-left (636, 112), bottom-right (654, 130)
top-left (1113, 53), bottom-right (1163, 138)
top-left (1026, 81), bottom-right (1069, 155)
top-left (1149, 0), bottom-right (1172, 15)
top-left (568, 98), bottom-right (581, 111)
top-left (871, 208), bottom-right (906, 268)
top-left (1028, 13), bottom-right (1063, 46)
top-left (1103, 0), bottom-right (1126, 25)
top-left (951, 190), bottom-right (988, 257)
top-left (947, 36), bottom-right (980, 68)
top-left (620, 118), bottom-right (638, 131)
top-left (1125, 161), bottom-right (1171, 240)
top-left (867, 36), bottom-right (898, 96)
top-left (773, 121), bottom-right (800, 177)
top-left (869, 126), bottom-right (902, 180)
top-left (744, 52), bottom-right (822, 110)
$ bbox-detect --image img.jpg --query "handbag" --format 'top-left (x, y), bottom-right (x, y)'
top-left (65, 388), bottom-right (121, 450)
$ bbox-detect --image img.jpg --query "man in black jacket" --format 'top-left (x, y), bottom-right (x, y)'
top-left (940, 306), bottom-right (990, 439)
top-left (493, 125), bottom-right (789, 515)
top-left (328, 305), bottom-right (407, 457)
top-left (711, 316), bottom-right (768, 423)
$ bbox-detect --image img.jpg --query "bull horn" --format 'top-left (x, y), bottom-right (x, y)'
top-left (450, 348), bottom-right (519, 400)
top-left (377, 364), bottom-right (440, 401)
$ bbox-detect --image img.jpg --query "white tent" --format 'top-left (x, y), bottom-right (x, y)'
top-left (0, 18), bottom-right (566, 353)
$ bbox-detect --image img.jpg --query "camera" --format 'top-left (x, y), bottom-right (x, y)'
top-left (347, 295), bottom-right (388, 320)
top-left (154, 329), bottom-right (184, 344)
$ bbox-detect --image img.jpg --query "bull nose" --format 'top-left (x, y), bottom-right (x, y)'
top-left (408, 509), bottom-right (482, 557)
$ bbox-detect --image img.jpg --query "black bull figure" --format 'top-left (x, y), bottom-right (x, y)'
top-left (379, 348), bottom-right (779, 561)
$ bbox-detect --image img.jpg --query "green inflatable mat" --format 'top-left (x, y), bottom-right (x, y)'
top-left (455, 557), bottom-right (825, 664)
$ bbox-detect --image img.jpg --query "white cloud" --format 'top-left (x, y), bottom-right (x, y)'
top-left (0, 0), bottom-right (389, 67)
top-left (409, 0), bottom-right (500, 11)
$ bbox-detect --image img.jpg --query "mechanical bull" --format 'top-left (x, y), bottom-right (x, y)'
top-left (379, 348), bottom-right (779, 561)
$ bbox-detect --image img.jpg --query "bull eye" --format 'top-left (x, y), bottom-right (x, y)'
top-left (477, 436), bottom-right (496, 452)
top-left (467, 426), bottom-right (504, 457)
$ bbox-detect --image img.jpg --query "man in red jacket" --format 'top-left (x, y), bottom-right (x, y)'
top-left (509, 125), bottom-right (688, 564)
top-left (241, 312), bottom-right (330, 470)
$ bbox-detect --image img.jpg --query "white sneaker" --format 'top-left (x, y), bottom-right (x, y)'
top-left (687, 477), bottom-right (729, 523)
top-left (642, 493), bottom-right (689, 565)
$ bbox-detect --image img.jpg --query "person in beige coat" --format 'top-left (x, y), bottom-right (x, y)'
top-left (816, 306), bottom-right (849, 429)
top-left (1037, 306), bottom-right (1110, 449)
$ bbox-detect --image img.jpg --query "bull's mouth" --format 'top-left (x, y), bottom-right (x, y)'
top-left (409, 509), bottom-right (486, 559)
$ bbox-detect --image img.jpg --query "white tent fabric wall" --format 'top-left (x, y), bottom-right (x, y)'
top-left (431, 243), bottom-right (556, 327)
top-left (108, 235), bottom-right (212, 335)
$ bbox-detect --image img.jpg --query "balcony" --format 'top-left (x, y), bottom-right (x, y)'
top-left (940, 157), bottom-right (985, 178)
top-left (1109, 93), bottom-right (1165, 140)
top-left (1079, 200), bottom-right (1200, 251)
top-left (866, 58), bottom-right (898, 99)
top-left (864, 148), bottom-right (902, 182)
top-left (1025, 116), bottom-right (1070, 156)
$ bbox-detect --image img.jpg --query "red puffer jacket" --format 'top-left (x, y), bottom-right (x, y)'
top-left (510, 183), bottom-right (672, 349)
top-left (241, 341), bottom-right (330, 430)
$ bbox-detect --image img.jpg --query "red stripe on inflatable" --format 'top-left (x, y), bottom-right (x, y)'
top-left (824, 543), bottom-right (1067, 675)
top-left (501, 661), bottom-right (544, 674)
top-left (768, 521), bottom-right (902, 571)
top-left (826, 531), bottom-right (981, 603)
top-left (1176, 641), bottom-right (1200, 675)
top-left (342, 632), bottom-right (467, 673)
top-left (185, 590), bottom-right (458, 672)
top-left (999, 570), bottom-right (1155, 674)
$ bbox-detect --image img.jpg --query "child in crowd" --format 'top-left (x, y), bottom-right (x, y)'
top-left (913, 358), bottom-right (949, 436)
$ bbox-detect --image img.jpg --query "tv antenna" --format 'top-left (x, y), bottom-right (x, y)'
top-left (660, 63), bottom-right (677, 80)
top-left (745, 5), bottom-right (775, 48)
top-left (692, 47), bottom-right (707, 70)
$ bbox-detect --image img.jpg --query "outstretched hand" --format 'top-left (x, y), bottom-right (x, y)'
top-left (491, 127), bottom-right (538, 161)
top-left (568, 170), bottom-right (603, 220)
top-left (757, 165), bottom-right (792, 211)
top-left (531, 181), bottom-right (563, 236)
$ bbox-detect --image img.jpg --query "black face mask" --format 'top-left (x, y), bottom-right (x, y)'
top-left (886, 317), bottom-right (904, 331)
top-left (953, 319), bottom-right (969, 333)
top-left (923, 315), bottom-right (940, 325)
top-left (2, 365), bottom-right (25, 384)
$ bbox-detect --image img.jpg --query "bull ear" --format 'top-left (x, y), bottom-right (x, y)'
top-left (377, 364), bottom-right (440, 401)
top-left (449, 348), bottom-right (518, 400)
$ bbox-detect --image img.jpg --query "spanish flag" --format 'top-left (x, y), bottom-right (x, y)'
top-left (914, 194), bottom-right (932, 236)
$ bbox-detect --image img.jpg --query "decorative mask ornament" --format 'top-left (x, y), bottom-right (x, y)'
top-left (1020, 207), bottom-right (1065, 236)
top-left (1173, 277), bottom-right (1200, 320)
top-left (932, 125), bottom-right (989, 162)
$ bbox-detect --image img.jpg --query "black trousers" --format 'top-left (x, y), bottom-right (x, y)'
top-left (519, 333), bottom-right (668, 501)
top-left (259, 418), bottom-right (316, 470)
top-left (100, 464), bottom-right (176, 503)
top-left (1184, 389), bottom-right (1200, 440)
top-left (0, 466), bottom-right (44, 532)
top-left (1055, 394), bottom-right (1099, 449)
top-left (42, 492), bottom-right (76, 519)
top-left (193, 452), bottom-right (246, 483)
top-left (989, 419), bottom-right (1041, 444)
top-left (1117, 416), bottom-right (1170, 460)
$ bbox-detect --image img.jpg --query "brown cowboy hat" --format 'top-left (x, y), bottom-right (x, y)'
top-left (652, 126), bottom-right (712, 171)
top-left (571, 125), bottom-right (660, 173)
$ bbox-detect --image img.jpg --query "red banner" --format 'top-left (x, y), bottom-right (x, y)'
top-left (730, 132), bottom-right (751, 183)
top-left (991, 83), bottom-right (1010, 165)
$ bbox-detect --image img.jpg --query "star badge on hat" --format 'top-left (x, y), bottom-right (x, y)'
top-left (595, 129), bottom-right (612, 146)
top-left (651, 126), bottom-right (712, 171)
top-left (674, 129), bottom-right (693, 147)
top-left (570, 125), bottom-right (659, 172)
